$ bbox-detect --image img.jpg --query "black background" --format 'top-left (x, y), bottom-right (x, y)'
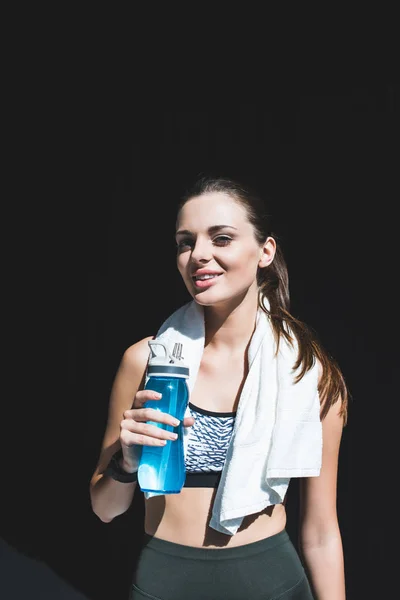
top-left (1, 74), bottom-right (398, 600)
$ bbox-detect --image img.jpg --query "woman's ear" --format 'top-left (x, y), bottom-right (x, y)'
top-left (258, 237), bottom-right (276, 268)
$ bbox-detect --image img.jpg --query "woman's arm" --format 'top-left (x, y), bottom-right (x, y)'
top-left (298, 393), bottom-right (346, 599)
top-left (89, 336), bottom-right (153, 523)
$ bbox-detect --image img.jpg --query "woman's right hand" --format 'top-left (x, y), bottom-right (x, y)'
top-left (119, 389), bottom-right (195, 470)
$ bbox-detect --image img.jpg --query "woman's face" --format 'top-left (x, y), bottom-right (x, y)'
top-left (175, 192), bottom-right (275, 307)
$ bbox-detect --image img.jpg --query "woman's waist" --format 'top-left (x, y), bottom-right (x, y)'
top-left (144, 489), bottom-right (287, 548)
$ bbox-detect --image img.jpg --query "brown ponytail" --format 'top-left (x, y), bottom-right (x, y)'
top-left (258, 238), bottom-right (349, 424)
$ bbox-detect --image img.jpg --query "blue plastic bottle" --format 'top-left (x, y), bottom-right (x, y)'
top-left (138, 340), bottom-right (189, 494)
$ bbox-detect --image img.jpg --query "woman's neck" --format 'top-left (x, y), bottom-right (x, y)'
top-left (203, 294), bottom-right (259, 352)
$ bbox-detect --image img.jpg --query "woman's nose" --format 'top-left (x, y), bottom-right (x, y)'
top-left (190, 238), bottom-right (212, 263)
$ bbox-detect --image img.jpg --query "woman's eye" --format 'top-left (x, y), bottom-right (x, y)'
top-left (176, 236), bottom-right (232, 250)
top-left (176, 239), bottom-right (193, 250)
top-left (213, 236), bottom-right (232, 246)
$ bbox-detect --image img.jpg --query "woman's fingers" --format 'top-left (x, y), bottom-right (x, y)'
top-left (120, 396), bottom-right (195, 448)
top-left (121, 419), bottom-right (178, 440)
top-left (123, 407), bottom-right (180, 427)
top-left (120, 429), bottom-right (168, 447)
top-left (120, 409), bottom-right (179, 448)
top-left (133, 389), bottom-right (162, 408)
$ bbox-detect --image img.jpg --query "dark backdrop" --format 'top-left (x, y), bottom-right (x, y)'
top-left (1, 86), bottom-right (397, 599)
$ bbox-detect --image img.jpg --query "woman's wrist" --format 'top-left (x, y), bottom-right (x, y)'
top-left (121, 444), bottom-right (141, 472)
top-left (119, 456), bottom-right (138, 474)
top-left (104, 447), bottom-right (139, 483)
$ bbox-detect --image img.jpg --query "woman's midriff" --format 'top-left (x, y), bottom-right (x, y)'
top-left (144, 487), bottom-right (287, 548)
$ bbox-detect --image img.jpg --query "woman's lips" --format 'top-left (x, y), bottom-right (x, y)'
top-left (192, 274), bottom-right (222, 289)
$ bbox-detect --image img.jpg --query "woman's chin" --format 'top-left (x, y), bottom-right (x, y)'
top-left (190, 289), bottom-right (218, 305)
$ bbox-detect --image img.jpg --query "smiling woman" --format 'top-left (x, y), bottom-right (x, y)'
top-left (89, 174), bottom-right (349, 600)
top-left (176, 199), bottom-right (276, 304)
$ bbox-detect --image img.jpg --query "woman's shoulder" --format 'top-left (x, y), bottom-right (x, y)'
top-left (121, 335), bottom-right (155, 373)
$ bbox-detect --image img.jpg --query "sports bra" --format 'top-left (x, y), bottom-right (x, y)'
top-left (183, 401), bottom-right (236, 488)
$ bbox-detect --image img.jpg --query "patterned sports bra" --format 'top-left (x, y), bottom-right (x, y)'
top-left (183, 401), bottom-right (236, 488)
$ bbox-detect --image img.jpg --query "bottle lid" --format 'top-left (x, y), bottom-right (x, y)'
top-left (147, 340), bottom-right (189, 378)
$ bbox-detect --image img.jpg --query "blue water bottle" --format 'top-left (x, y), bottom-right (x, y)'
top-left (138, 340), bottom-right (189, 494)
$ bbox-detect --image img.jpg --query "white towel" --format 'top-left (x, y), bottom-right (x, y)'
top-left (143, 299), bottom-right (322, 535)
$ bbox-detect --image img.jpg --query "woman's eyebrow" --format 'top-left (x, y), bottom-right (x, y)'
top-left (176, 225), bottom-right (238, 236)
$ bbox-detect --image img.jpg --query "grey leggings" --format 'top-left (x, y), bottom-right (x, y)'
top-left (131, 529), bottom-right (314, 599)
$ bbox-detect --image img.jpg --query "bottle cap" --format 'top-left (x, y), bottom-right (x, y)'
top-left (147, 341), bottom-right (189, 378)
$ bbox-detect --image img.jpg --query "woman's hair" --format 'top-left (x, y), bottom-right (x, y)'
top-left (178, 174), bottom-right (349, 424)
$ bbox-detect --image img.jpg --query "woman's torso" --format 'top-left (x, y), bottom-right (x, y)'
top-left (143, 348), bottom-right (287, 548)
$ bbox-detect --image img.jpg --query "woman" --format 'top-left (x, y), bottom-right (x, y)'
top-left (90, 175), bottom-right (349, 599)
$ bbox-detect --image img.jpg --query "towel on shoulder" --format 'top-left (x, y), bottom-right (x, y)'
top-left (143, 299), bottom-right (322, 535)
